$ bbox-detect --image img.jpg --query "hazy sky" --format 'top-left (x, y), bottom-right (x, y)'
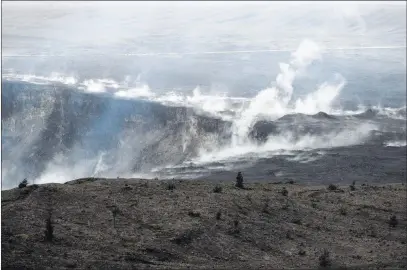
top-left (2, 1), bottom-right (405, 100)
top-left (2, 1), bottom-right (406, 56)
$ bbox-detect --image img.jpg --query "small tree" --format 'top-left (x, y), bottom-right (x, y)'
top-left (233, 220), bottom-right (240, 234)
top-left (327, 184), bottom-right (338, 191)
top-left (111, 207), bottom-right (120, 228)
top-left (262, 199), bottom-right (270, 214)
top-left (281, 187), bottom-right (288, 196)
top-left (216, 211), bottom-right (222, 220)
top-left (350, 180), bottom-right (356, 191)
top-left (389, 215), bottom-right (398, 228)
top-left (235, 172), bottom-right (244, 189)
top-left (213, 185), bottom-right (223, 193)
top-left (319, 250), bottom-right (332, 268)
top-left (19, 179), bottom-right (28, 189)
top-left (44, 212), bottom-right (53, 242)
top-left (167, 183), bottom-right (176, 190)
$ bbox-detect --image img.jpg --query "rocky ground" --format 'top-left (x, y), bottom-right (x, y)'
top-left (1, 178), bottom-right (406, 269)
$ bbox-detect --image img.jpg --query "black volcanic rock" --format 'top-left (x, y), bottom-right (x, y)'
top-left (354, 108), bottom-right (378, 119)
top-left (277, 113), bottom-right (307, 122)
top-left (312, 111), bottom-right (336, 120)
top-left (249, 121), bottom-right (278, 143)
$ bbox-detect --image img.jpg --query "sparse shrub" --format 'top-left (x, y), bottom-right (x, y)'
top-left (216, 211), bottom-right (221, 220)
top-left (281, 204), bottom-right (289, 210)
top-left (319, 250), bottom-right (332, 268)
top-left (232, 220), bottom-right (240, 234)
top-left (172, 228), bottom-right (203, 246)
top-left (328, 184), bottom-right (338, 191)
top-left (299, 249), bottom-right (306, 256)
top-left (312, 202), bottom-right (318, 209)
top-left (18, 179), bottom-right (28, 189)
top-left (141, 182), bottom-right (149, 188)
top-left (286, 232), bottom-right (293, 240)
top-left (292, 219), bottom-right (302, 225)
top-left (213, 185), bottom-right (223, 193)
top-left (235, 172), bottom-right (244, 189)
top-left (246, 194), bottom-right (252, 202)
top-left (122, 184), bottom-right (132, 191)
top-left (154, 177), bottom-right (159, 180)
top-left (389, 215), bottom-right (398, 228)
top-left (262, 199), bottom-right (270, 214)
top-left (339, 207), bottom-right (347, 216)
top-left (368, 226), bottom-right (378, 238)
top-left (281, 187), bottom-right (288, 196)
top-left (167, 183), bottom-right (176, 190)
top-left (384, 201), bottom-right (392, 207)
top-left (188, 210), bottom-right (201, 218)
top-left (287, 180), bottom-right (295, 185)
top-left (44, 213), bottom-right (53, 242)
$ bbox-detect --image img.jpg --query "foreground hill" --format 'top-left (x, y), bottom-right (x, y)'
top-left (2, 178), bottom-right (406, 269)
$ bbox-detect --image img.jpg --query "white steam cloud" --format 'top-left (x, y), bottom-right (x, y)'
top-left (231, 39), bottom-right (345, 145)
top-left (2, 38), bottom-right (401, 189)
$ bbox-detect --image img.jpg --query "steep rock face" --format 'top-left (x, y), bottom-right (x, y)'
top-left (2, 81), bottom-right (233, 181)
top-left (131, 113), bottom-right (232, 172)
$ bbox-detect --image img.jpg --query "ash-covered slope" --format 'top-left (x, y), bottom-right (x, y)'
top-left (1, 178), bottom-right (406, 269)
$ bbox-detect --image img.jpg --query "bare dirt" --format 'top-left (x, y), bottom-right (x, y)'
top-left (2, 178), bottom-right (406, 269)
